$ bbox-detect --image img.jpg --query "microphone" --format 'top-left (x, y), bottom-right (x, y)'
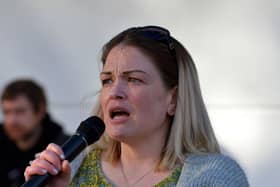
top-left (21, 116), bottom-right (105, 187)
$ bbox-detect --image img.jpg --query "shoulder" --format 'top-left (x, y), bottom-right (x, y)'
top-left (0, 124), bottom-right (8, 143)
top-left (177, 153), bottom-right (249, 187)
top-left (41, 114), bottom-right (70, 145)
top-left (0, 124), bottom-right (4, 137)
top-left (70, 148), bottom-right (104, 186)
top-left (0, 124), bottom-right (6, 151)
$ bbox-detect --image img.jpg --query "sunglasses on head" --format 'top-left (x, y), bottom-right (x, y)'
top-left (134, 26), bottom-right (175, 53)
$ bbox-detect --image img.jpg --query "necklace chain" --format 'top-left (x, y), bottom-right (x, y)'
top-left (120, 160), bottom-right (156, 187)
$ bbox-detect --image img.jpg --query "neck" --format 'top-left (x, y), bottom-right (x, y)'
top-left (119, 124), bottom-right (170, 171)
top-left (115, 124), bottom-right (171, 187)
top-left (120, 141), bottom-right (161, 166)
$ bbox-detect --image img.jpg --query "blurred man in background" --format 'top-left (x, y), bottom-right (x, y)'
top-left (0, 79), bottom-right (70, 187)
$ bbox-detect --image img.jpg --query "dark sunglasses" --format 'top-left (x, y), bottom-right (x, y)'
top-left (134, 26), bottom-right (175, 53)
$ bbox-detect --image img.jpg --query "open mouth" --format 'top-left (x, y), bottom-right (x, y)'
top-left (109, 108), bottom-right (130, 119)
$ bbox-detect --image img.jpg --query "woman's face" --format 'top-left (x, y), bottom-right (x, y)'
top-left (100, 45), bottom-right (176, 142)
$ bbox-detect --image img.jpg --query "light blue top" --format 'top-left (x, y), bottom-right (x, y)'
top-left (176, 153), bottom-right (249, 187)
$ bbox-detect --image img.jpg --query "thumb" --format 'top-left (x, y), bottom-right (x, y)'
top-left (47, 160), bottom-right (71, 187)
top-left (60, 160), bottom-right (71, 181)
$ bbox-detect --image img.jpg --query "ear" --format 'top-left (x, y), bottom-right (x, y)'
top-left (167, 86), bottom-right (177, 116)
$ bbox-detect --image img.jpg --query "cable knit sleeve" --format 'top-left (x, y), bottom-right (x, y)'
top-left (176, 153), bottom-right (249, 187)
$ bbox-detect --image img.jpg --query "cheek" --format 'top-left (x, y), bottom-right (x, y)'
top-left (21, 112), bottom-right (40, 128)
top-left (100, 90), bottom-right (108, 109)
top-left (100, 90), bottom-right (110, 121)
top-left (132, 88), bottom-right (168, 119)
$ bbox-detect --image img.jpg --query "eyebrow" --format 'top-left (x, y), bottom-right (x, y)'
top-left (100, 70), bottom-right (148, 76)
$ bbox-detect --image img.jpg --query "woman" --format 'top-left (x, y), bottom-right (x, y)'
top-left (24, 26), bottom-right (249, 187)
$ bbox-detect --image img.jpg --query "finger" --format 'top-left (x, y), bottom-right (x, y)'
top-left (32, 158), bottom-right (60, 175)
top-left (39, 149), bottom-right (62, 171)
top-left (24, 166), bottom-right (47, 181)
top-left (46, 143), bottom-right (65, 160)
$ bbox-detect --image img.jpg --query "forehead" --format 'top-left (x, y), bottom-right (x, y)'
top-left (2, 95), bottom-right (32, 108)
top-left (103, 45), bottom-right (156, 72)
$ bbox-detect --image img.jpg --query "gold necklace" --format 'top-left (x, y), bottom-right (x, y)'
top-left (120, 160), bottom-right (156, 187)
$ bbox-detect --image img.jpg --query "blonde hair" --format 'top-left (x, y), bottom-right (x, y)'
top-left (91, 26), bottom-right (220, 171)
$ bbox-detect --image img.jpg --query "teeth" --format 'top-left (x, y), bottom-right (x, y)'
top-left (110, 109), bottom-right (129, 119)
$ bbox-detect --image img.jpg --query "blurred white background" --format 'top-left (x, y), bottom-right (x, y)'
top-left (0, 0), bottom-right (279, 186)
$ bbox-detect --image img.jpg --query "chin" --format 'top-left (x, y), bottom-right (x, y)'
top-left (4, 128), bottom-right (23, 140)
top-left (108, 132), bottom-right (125, 141)
top-left (107, 129), bottom-right (130, 142)
top-left (8, 132), bottom-right (25, 141)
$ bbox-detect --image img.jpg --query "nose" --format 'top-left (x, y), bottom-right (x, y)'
top-left (109, 79), bottom-right (127, 100)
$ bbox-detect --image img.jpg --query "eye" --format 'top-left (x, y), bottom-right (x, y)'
top-left (101, 78), bottom-right (113, 85)
top-left (128, 77), bottom-right (142, 83)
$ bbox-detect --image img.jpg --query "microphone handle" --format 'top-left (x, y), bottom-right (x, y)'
top-left (21, 134), bottom-right (87, 187)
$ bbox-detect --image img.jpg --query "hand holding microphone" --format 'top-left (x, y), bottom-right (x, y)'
top-left (22, 116), bottom-right (105, 187)
top-left (24, 143), bottom-right (71, 187)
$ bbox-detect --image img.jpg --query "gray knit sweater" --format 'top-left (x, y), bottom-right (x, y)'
top-left (176, 153), bottom-right (249, 187)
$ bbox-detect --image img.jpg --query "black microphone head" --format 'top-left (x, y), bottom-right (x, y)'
top-left (76, 116), bottom-right (105, 145)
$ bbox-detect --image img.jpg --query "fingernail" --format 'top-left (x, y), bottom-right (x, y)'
top-left (42, 169), bottom-right (47, 174)
top-left (60, 154), bottom-right (65, 160)
top-left (35, 153), bottom-right (40, 158)
top-left (53, 168), bottom-right (58, 175)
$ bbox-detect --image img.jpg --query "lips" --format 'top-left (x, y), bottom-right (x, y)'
top-left (108, 106), bottom-right (130, 123)
top-left (109, 106), bottom-right (130, 119)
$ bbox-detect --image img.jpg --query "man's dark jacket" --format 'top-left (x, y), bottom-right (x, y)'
top-left (0, 113), bottom-right (70, 187)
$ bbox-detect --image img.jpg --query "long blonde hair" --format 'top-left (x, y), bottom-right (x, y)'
top-left (92, 26), bottom-right (220, 171)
